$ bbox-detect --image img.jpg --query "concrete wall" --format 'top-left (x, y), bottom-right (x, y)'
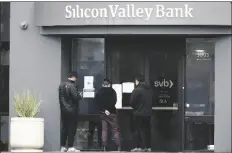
top-left (10, 2), bottom-right (61, 151)
top-left (215, 36), bottom-right (231, 152)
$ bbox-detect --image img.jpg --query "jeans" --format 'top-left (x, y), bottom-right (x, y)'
top-left (100, 113), bottom-right (121, 148)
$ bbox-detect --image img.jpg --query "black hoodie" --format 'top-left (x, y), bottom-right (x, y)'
top-left (95, 86), bottom-right (117, 114)
top-left (130, 82), bottom-right (153, 116)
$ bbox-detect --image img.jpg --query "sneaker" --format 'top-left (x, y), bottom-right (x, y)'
top-left (61, 146), bottom-right (67, 152)
top-left (144, 148), bottom-right (151, 152)
top-left (131, 148), bottom-right (142, 152)
top-left (67, 147), bottom-right (80, 152)
top-left (103, 146), bottom-right (107, 151)
top-left (140, 148), bottom-right (147, 152)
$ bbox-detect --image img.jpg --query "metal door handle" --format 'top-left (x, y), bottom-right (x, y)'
top-left (152, 107), bottom-right (178, 110)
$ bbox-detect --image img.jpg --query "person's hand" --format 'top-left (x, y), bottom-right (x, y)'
top-left (79, 92), bottom-right (83, 97)
top-left (105, 110), bottom-right (110, 116)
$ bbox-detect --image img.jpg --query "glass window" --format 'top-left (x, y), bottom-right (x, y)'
top-left (0, 115), bottom-right (9, 151)
top-left (71, 38), bottom-right (105, 150)
top-left (186, 38), bottom-right (215, 116)
top-left (72, 38), bottom-right (105, 115)
top-left (0, 3), bottom-right (10, 152)
top-left (184, 38), bottom-right (215, 151)
top-left (110, 50), bottom-right (144, 84)
top-left (106, 38), bottom-right (145, 107)
top-left (0, 65), bottom-right (9, 113)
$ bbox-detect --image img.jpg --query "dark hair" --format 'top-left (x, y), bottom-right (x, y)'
top-left (68, 71), bottom-right (78, 78)
top-left (103, 78), bottom-right (111, 84)
top-left (135, 74), bottom-right (144, 82)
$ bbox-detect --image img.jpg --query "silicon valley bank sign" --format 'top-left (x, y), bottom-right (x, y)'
top-left (65, 4), bottom-right (194, 20)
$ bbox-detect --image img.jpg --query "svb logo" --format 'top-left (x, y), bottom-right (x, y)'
top-left (154, 79), bottom-right (174, 88)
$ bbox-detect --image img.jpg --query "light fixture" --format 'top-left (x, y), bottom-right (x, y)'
top-left (195, 49), bottom-right (205, 53)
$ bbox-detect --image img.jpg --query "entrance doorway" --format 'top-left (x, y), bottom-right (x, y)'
top-left (107, 36), bottom-right (185, 151)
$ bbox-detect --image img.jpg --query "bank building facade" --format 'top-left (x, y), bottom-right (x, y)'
top-left (0, 1), bottom-right (231, 152)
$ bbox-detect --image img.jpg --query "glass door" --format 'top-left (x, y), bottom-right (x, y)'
top-left (149, 51), bottom-right (184, 151)
top-left (148, 37), bottom-right (185, 152)
top-left (184, 38), bottom-right (215, 151)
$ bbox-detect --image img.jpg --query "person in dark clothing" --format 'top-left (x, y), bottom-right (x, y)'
top-left (59, 72), bottom-right (82, 152)
top-left (130, 74), bottom-right (152, 152)
top-left (95, 78), bottom-right (121, 151)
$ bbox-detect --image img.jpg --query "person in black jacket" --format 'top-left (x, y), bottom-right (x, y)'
top-left (130, 74), bottom-right (152, 152)
top-left (59, 72), bottom-right (82, 152)
top-left (95, 78), bottom-right (121, 151)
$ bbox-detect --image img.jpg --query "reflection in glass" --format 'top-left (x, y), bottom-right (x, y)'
top-left (72, 38), bottom-right (105, 114)
top-left (110, 51), bottom-right (144, 84)
top-left (149, 51), bottom-right (182, 152)
top-left (186, 38), bottom-right (215, 116)
top-left (71, 38), bottom-right (105, 150)
top-left (149, 52), bottom-right (179, 108)
top-left (107, 39), bottom-right (145, 107)
top-left (185, 38), bottom-right (215, 151)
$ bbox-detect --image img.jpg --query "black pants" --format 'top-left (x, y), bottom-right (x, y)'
top-left (134, 116), bottom-right (151, 149)
top-left (88, 120), bottom-right (102, 148)
top-left (61, 111), bottom-right (78, 147)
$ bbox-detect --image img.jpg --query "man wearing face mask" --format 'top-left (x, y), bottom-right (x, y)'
top-left (95, 78), bottom-right (121, 151)
top-left (130, 74), bottom-right (152, 152)
top-left (59, 72), bottom-right (82, 152)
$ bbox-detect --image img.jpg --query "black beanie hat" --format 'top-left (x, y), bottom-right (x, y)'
top-left (103, 78), bottom-right (111, 85)
top-left (68, 71), bottom-right (78, 78)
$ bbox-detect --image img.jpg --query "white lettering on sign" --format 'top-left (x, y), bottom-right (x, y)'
top-left (195, 52), bottom-right (211, 60)
top-left (196, 52), bottom-right (210, 58)
top-left (156, 4), bottom-right (193, 18)
top-left (65, 4), bottom-right (194, 20)
top-left (159, 99), bottom-right (168, 104)
top-left (154, 79), bottom-right (174, 88)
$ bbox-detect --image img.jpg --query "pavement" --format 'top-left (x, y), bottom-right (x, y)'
top-left (3, 151), bottom-right (214, 153)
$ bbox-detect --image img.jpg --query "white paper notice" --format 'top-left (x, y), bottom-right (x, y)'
top-left (122, 82), bottom-right (135, 93)
top-left (112, 84), bottom-right (122, 109)
top-left (83, 88), bottom-right (95, 98)
top-left (84, 76), bottom-right (94, 89)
